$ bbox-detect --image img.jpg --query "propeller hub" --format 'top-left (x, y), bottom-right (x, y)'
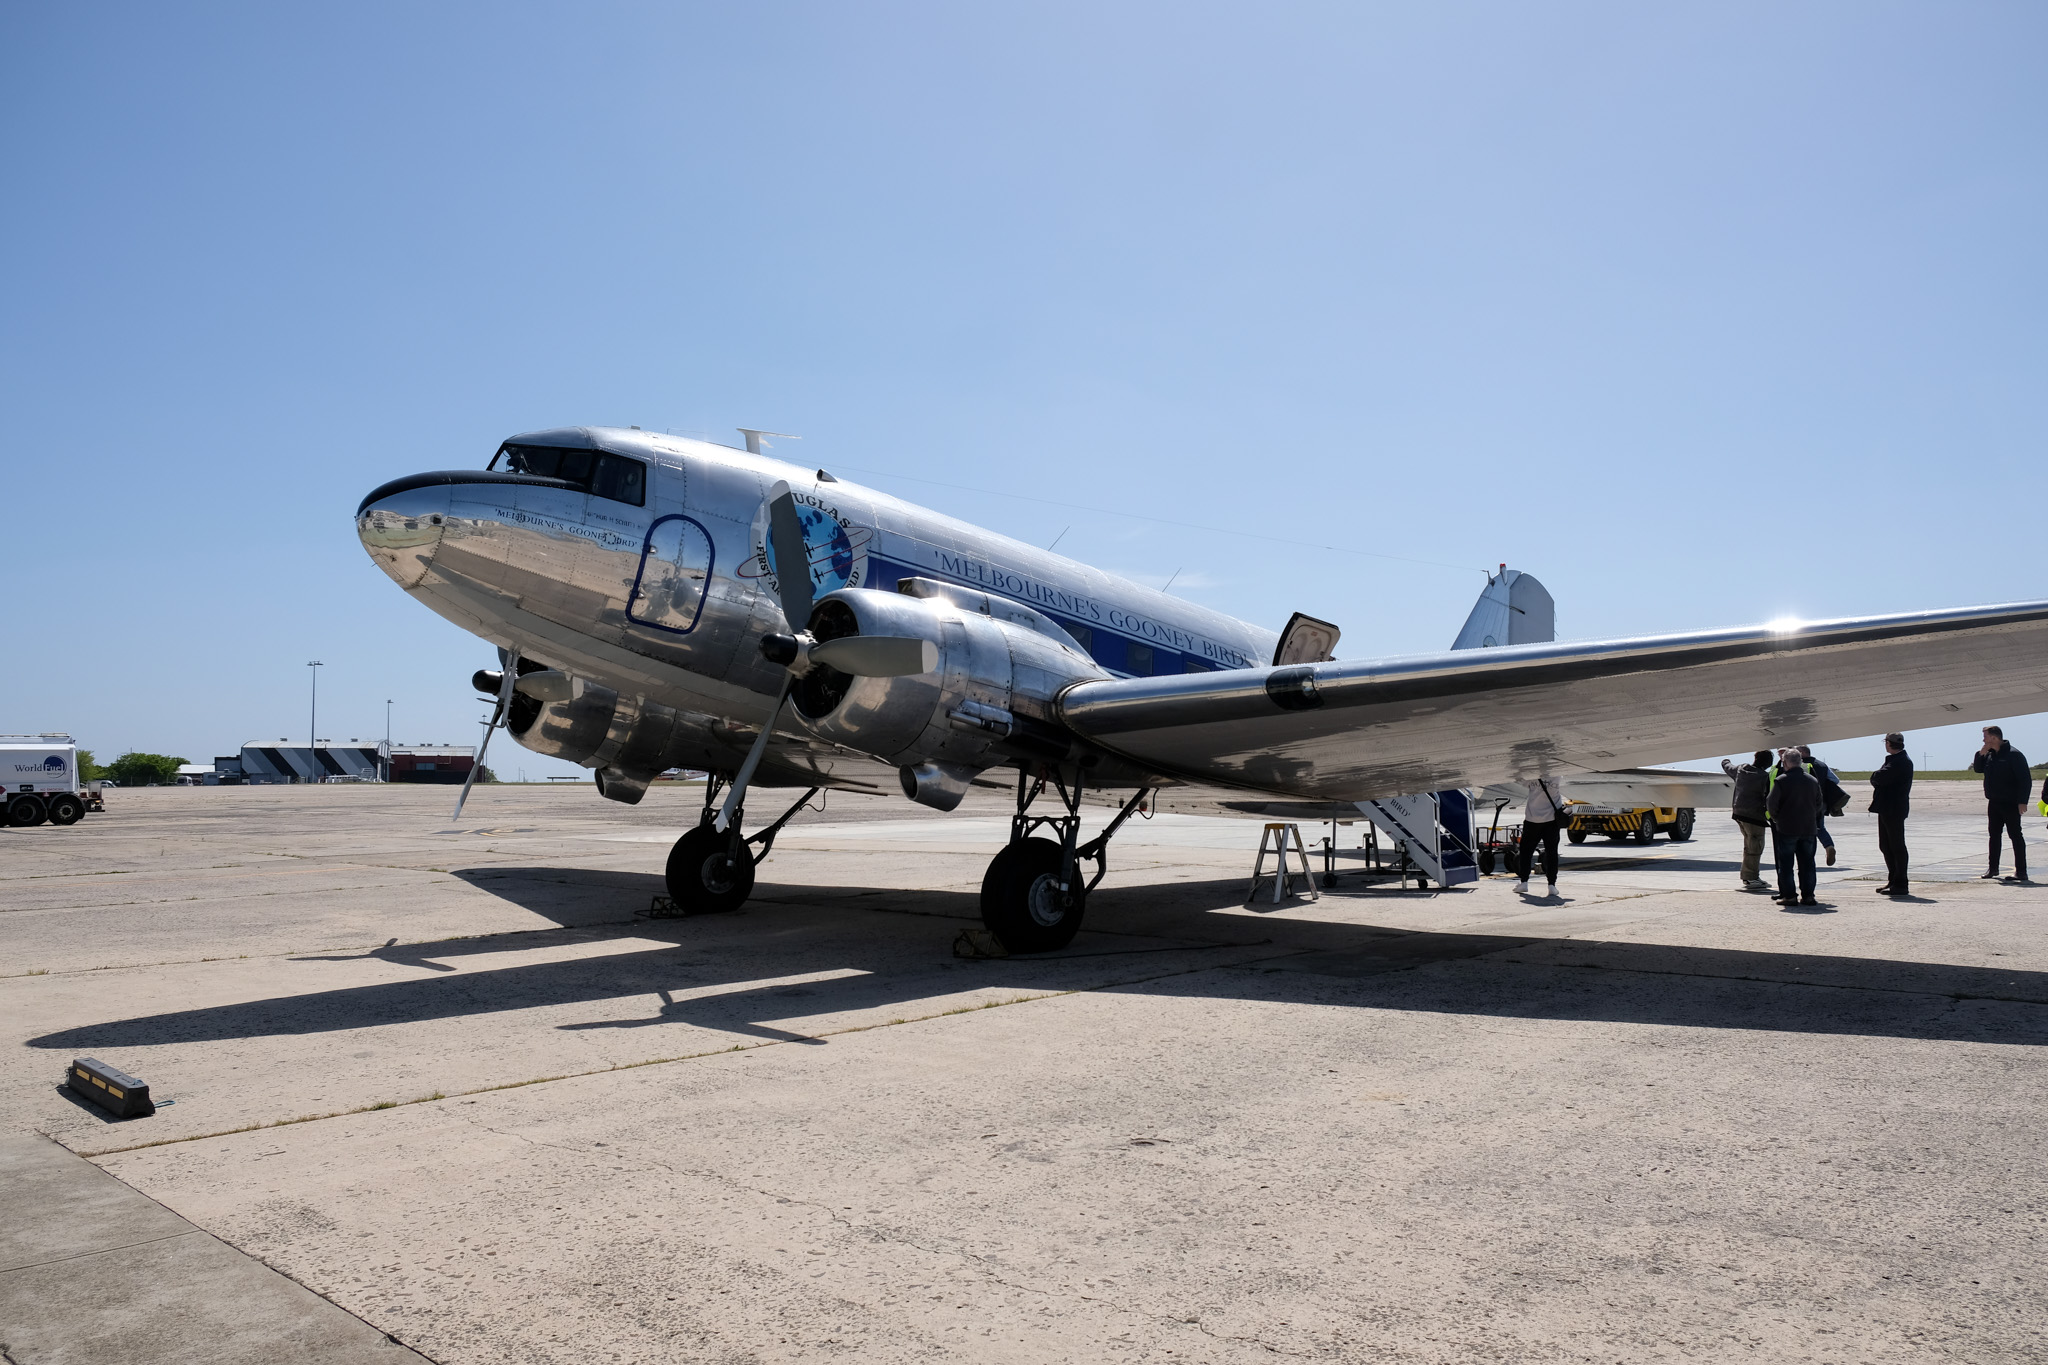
top-left (760, 631), bottom-right (815, 674)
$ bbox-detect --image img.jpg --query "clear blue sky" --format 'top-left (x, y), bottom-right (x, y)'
top-left (4, 3), bottom-right (2043, 779)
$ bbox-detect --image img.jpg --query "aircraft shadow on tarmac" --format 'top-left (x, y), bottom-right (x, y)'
top-left (29, 872), bottom-right (2048, 1054)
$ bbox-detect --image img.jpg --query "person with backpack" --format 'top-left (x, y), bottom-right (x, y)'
top-left (1971, 725), bottom-right (2032, 882)
top-left (1721, 750), bottom-right (1774, 891)
top-left (1515, 774), bottom-right (1568, 898)
top-left (1796, 745), bottom-right (1849, 865)
top-left (1869, 731), bottom-right (1914, 895)
top-left (1766, 749), bottom-right (1823, 906)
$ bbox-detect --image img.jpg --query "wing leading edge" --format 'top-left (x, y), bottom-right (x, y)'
top-left (1055, 599), bottom-right (2048, 803)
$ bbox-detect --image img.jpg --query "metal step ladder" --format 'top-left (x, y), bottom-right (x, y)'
top-left (1355, 790), bottom-right (1479, 889)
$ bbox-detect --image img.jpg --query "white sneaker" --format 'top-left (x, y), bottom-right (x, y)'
top-left (1514, 880), bottom-right (1529, 895)
top-left (1546, 881), bottom-right (1557, 896)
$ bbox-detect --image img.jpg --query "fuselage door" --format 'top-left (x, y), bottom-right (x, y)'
top-left (630, 511), bottom-right (715, 634)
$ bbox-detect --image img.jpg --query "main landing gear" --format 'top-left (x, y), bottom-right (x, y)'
top-left (980, 768), bottom-right (1154, 954)
top-left (662, 775), bottom-right (820, 916)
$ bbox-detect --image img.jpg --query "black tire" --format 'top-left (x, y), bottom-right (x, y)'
top-left (1478, 848), bottom-right (1496, 876)
top-left (664, 823), bottom-right (755, 915)
top-left (7, 796), bottom-right (46, 828)
top-left (1566, 827), bottom-right (1587, 845)
top-left (981, 837), bottom-right (1086, 954)
top-left (1634, 813), bottom-right (1657, 844)
top-left (46, 794), bottom-right (84, 826)
top-left (1667, 808), bottom-right (1695, 842)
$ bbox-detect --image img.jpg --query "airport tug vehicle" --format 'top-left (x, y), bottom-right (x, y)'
top-left (1564, 803), bottom-right (1697, 845)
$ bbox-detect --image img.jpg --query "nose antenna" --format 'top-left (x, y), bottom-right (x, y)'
top-left (737, 429), bottom-right (800, 455)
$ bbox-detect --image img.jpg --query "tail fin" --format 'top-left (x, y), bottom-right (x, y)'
top-left (1450, 565), bottom-right (1554, 650)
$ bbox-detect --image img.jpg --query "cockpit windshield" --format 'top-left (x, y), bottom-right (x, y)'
top-left (490, 444), bottom-right (646, 507)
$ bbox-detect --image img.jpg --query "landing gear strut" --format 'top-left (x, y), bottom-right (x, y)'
top-left (662, 776), bottom-right (820, 916)
top-left (979, 768), bottom-right (1153, 954)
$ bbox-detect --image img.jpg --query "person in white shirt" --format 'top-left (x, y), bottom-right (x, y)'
top-left (1516, 775), bottom-right (1568, 896)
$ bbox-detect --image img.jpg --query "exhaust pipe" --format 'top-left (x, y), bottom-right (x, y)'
top-left (899, 761), bottom-right (980, 812)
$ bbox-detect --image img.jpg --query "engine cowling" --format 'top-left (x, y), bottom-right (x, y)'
top-left (791, 582), bottom-right (1110, 794)
top-left (506, 669), bottom-right (693, 804)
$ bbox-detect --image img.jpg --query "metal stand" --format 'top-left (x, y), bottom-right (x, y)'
top-left (1246, 822), bottom-right (1319, 904)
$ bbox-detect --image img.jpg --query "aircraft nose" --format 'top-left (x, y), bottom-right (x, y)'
top-left (356, 479), bottom-right (452, 588)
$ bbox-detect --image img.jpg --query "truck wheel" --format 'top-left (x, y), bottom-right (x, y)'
top-left (46, 794), bottom-right (85, 826)
top-left (1634, 813), bottom-right (1657, 844)
top-left (8, 795), bottom-right (47, 827)
top-left (1566, 828), bottom-right (1587, 845)
top-left (1667, 808), bottom-right (1695, 842)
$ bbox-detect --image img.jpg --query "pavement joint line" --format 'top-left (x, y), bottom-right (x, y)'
top-left (71, 945), bottom-right (1313, 1159)
top-left (71, 993), bottom-right (1078, 1158)
top-left (0, 1228), bottom-right (202, 1275)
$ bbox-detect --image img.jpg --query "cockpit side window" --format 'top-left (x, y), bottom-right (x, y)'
top-left (490, 444), bottom-right (646, 508)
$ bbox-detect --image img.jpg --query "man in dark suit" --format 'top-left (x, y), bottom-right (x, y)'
top-left (1971, 724), bottom-right (2032, 882)
top-left (1869, 731), bottom-right (1914, 895)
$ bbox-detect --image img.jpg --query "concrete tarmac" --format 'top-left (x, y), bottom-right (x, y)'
top-left (3, 781), bottom-right (2045, 1362)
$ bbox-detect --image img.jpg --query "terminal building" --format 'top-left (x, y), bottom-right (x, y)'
top-left (215, 743), bottom-right (476, 785)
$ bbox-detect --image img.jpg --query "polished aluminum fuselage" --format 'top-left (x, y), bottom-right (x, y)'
top-left (358, 427), bottom-right (1277, 790)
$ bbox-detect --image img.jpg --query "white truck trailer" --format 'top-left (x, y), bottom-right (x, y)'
top-left (1, 735), bottom-right (100, 827)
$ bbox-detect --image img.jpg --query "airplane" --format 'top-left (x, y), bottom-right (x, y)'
top-left (357, 426), bottom-right (2048, 951)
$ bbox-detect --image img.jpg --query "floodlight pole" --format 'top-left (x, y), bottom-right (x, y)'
top-left (308, 662), bottom-right (323, 751)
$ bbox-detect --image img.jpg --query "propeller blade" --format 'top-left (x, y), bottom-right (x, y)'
top-left (765, 482), bottom-right (817, 631)
top-left (714, 674), bottom-right (794, 833)
top-left (808, 634), bottom-right (939, 677)
top-left (452, 647), bottom-right (520, 821)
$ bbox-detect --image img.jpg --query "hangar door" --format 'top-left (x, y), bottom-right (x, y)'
top-left (629, 515), bottom-right (715, 634)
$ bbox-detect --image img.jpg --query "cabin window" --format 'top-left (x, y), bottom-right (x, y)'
top-left (1184, 659), bottom-right (1211, 673)
top-left (492, 444), bottom-right (647, 507)
top-left (1065, 623), bottom-right (1093, 654)
top-left (1128, 643), bottom-right (1154, 676)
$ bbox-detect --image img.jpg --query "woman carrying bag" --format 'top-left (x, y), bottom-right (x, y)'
top-left (1517, 775), bottom-right (1569, 897)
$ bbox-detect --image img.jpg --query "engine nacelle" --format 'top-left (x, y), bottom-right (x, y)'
top-left (792, 582), bottom-right (1109, 785)
top-left (506, 669), bottom-right (692, 805)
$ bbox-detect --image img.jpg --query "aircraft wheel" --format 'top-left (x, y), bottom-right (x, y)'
top-left (664, 823), bottom-right (755, 915)
top-left (46, 794), bottom-right (85, 826)
top-left (1667, 808), bottom-right (1696, 842)
top-left (981, 838), bottom-right (1085, 954)
top-left (7, 796), bottom-right (47, 828)
top-left (1634, 815), bottom-right (1657, 845)
top-left (1566, 828), bottom-right (1587, 845)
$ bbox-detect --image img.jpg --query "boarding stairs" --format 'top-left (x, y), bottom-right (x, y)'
top-left (1355, 790), bottom-right (1479, 889)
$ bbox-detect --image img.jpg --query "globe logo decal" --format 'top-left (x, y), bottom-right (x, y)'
top-left (745, 492), bottom-right (872, 603)
top-left (42, 755), bottom-right (65, 771)
top-left (765, 504), bottom-right (856, 595)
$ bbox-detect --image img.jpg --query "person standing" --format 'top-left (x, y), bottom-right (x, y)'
top-left (1971, 725), bottom-right (2031, 882)
top-left (1515, 774), bottom-right (1568, 897)
top-left (1796, 745), bottom-right (1845, 866)
top-left (1869, 732), bottom-right (1914, 895)
top-left (1767, 749), bottom-right (1823, 906)
top-left (1722, 750), bottom-right (1774, 891)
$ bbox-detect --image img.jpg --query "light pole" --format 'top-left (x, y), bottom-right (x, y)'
top-left (308, 662), bottom-right (323, 751)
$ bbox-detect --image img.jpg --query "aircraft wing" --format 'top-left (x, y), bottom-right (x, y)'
top-left (1055, 600), bottom-right (2048, 802)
